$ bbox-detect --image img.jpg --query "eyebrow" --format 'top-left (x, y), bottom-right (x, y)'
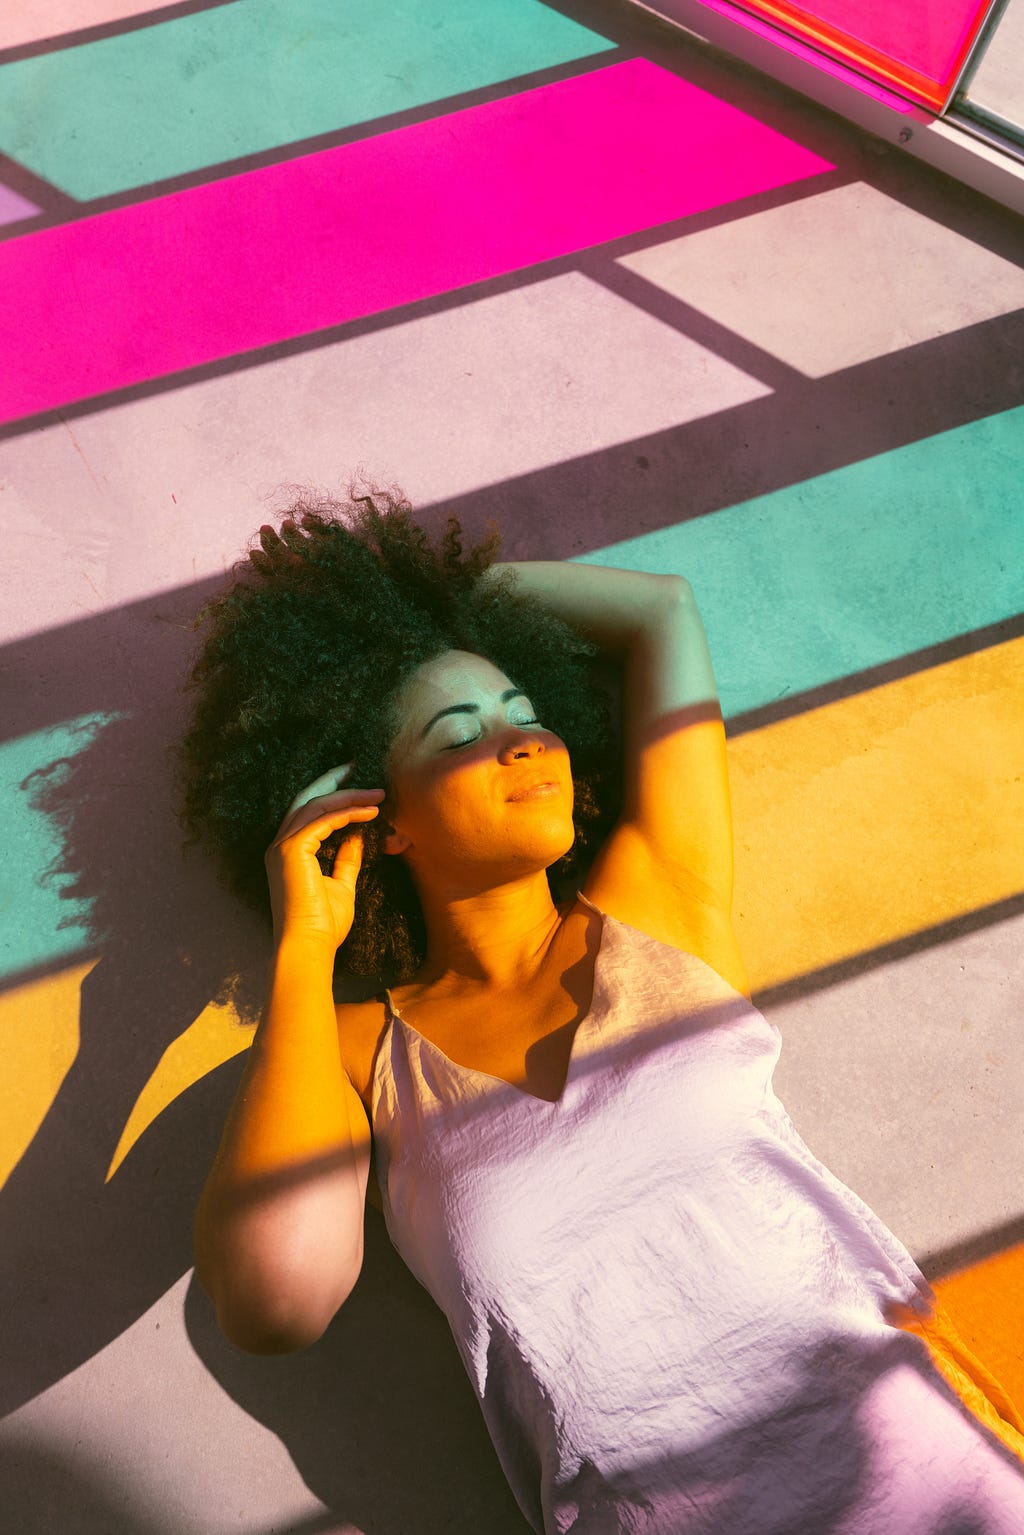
top-left (419, 688), bottom-right (530, 741)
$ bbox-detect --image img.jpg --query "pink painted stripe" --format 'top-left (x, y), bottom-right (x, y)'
top-left (1, 57), bottom-right (832, 425)
top-left (0, 183), bottom-right (40, 225)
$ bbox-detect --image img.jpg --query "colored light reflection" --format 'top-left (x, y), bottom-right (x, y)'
top-left (726, 0), bottom-right (1000, 108)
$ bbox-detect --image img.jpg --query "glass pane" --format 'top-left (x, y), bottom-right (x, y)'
top-left (729, 0), bottom-right (1000, 108)
top-left (958, 0), bottom-right (1024, 134)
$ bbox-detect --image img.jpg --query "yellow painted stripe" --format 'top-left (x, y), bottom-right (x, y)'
top-left (731, 635), bottom-right (1024, 993)
top-left (105, 1000), bottom-right (255, 1180)
top-left (0, 959), bottom-right (95, 1187)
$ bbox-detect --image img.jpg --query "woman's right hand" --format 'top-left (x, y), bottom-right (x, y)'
top-left (264, 765), bottom-right (386, 952)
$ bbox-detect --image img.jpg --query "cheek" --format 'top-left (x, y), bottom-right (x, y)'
top-left (391, 757), bottom-right (491, 839)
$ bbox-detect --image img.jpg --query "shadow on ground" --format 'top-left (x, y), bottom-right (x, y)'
top-left (185, 1216), bottom-right (534, 1534)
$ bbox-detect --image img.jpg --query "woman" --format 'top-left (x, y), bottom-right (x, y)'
top-left (182, 485), bottom-right (1024, 1534)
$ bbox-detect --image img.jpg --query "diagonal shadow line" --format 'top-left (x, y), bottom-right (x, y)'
top-left (921, 1213), bottom-right (1024, 1281)
top-left (0, 0), bottom-right (245, 65)
top-left (5, 0), bottom-right (951, 250)
top-left (242, 1516), bottom-right (355, 1535)
top-left (751, 891), bottom-right (1024, 1011)
top-left (726, 612), bottom-right (1024, 737)
top-left (0, 49), bottom-right (629, 235)
top-left (429, 306), bottom-right (1024, 539)
top-left (0, 0), bottom-right (646, 65)
top-left (578, 247), bottom-right (813, 391)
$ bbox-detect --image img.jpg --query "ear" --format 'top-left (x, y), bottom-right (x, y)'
top-left (381, 824), bottom-right (412, 856)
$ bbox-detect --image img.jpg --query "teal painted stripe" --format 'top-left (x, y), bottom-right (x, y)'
top-left (1, 716), bottom-right (115, 981)
top-left (0, 0), bottom-right (616, 200)
top-left (575, 406), bottom-right (1024, 718)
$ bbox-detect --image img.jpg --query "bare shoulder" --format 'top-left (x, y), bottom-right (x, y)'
top-left (583, 823), bottom-right (753, 1001)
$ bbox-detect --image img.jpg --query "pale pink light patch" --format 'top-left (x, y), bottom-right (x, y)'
top-left (0, 182), bottom-right (40, 226)
top-left (0, 2), bottom-right (164, 53)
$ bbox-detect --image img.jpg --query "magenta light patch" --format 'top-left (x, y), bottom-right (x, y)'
top-left (0, 57), bottom-right (833, 426)
top-left (0, 183), bottom-right (40, 226)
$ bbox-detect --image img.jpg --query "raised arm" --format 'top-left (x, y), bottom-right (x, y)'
top-left (489, 561), bottom-right (750, 996)
top-left (193, 770), bottom-right (383, 1353)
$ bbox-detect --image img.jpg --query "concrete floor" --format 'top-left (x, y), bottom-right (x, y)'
top-left (1, 2), bottom-right (1022, 1531)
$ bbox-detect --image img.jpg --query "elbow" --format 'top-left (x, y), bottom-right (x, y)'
top-left (662, 573), bottom-right (693, 603)
top-left (216, 1302), bottom-right (340, 1356)
top-left (206, 1266), bottom-right (362, 1355)
top-left (195, 1241), bottom-right (362, 1355)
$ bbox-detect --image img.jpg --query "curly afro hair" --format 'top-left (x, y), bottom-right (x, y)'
top-left (178, 482), bottom-right (616, 983)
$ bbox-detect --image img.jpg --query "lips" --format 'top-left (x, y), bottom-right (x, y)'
top-left (506, 779), bottom-right (560, 802)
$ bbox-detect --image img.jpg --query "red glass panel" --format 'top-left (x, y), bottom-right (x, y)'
top-left (728, 0), bottom-right (999, 108)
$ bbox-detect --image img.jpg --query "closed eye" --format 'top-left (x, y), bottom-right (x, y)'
top-left (442, 716), bottom-right (541, 750)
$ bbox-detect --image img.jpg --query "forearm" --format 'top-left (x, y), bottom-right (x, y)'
top-left (488, 560), bottom-right (686, 653)
top-left (194, 936), bottom-right (369, 1349)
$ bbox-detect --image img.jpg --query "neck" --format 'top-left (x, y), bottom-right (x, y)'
top-left (408, 869), bottom-right (565, 994)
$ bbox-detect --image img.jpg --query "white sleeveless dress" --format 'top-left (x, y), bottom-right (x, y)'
top-left (371, 894), bottom-right (1024, 1534)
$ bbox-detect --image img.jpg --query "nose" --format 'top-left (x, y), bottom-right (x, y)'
top-left (499, 730), bottom-right (544, 763)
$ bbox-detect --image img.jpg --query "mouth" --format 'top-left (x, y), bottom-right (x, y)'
top-left (506, 779), bottom-right (560, 802)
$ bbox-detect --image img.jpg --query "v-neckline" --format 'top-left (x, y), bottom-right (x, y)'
top-left (382, 893), bottom-right (607, 1107)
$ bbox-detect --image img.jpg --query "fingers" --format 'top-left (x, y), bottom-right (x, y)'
top-left (280, 794), bottom-right (383, 840)
top-left (271, 800), bottom-right (381, 854)
top-left (329, 830), bottom-right (366, 882)
top-left (285, 762), bottom-right (356, 818)
top-left (277, 764), bottom-right (387, 846)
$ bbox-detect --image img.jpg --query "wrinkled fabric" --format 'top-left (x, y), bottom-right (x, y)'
top-left (371, 895), bottom-right (1024, 1533)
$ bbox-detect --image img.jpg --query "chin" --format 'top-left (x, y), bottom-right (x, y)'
top-left (532, 823), bottom-right (577, 869)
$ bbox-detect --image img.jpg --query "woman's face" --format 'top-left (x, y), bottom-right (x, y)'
top-left (383, 650), bottom-right (575, 884)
